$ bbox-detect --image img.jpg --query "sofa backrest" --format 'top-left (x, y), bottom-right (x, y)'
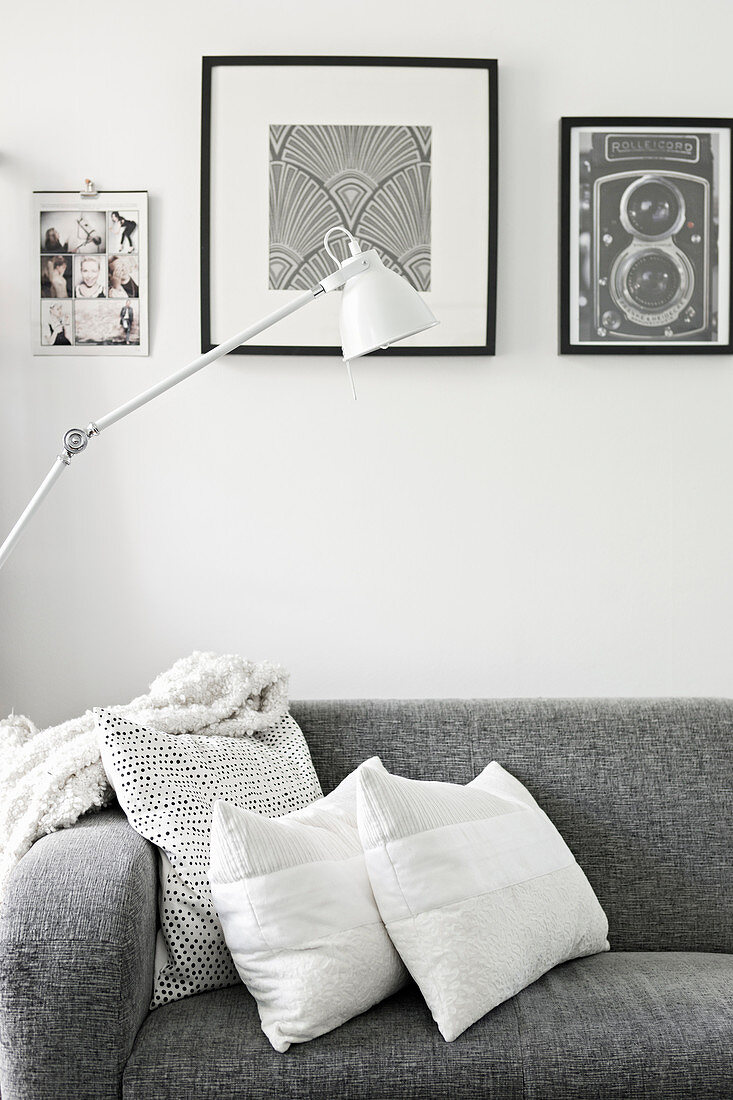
top-left (290, 697), bottom-right (732, 954)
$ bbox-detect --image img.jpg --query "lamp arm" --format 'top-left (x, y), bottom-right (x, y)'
top-left (0, 283), bottom-right (333, 571)
top-left (0, 248), bottom-right (379, 571)
top-left (95, 286), bottom-right (320, 433)
top-left (0, 456), bottom-right (71, 569)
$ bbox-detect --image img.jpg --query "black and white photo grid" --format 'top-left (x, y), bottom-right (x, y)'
top-left (36, 193), bottom-right (147, 354)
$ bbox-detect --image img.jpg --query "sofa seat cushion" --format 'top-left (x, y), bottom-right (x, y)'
top-left (513, 951), bottom-right (733, 1099)
top-left (122, 981), bottom-right (524, 1099)
top-left (122, 952), bottom-right (732, 1100)
top-left (122, 951), bottom-right (733, 1099)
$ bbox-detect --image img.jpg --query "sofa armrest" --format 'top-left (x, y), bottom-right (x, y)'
top-left (0, 808), bottom-right (157, 1100)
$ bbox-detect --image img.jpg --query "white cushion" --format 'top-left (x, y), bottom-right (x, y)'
top-left (97, 710), bottom-right (322, 1008)
top-left (209, 759), bottom-right (407, 1052)
top-left (357, 759), bottom-right (609, 1042)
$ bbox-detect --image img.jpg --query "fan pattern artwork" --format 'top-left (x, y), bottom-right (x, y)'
top-left (269, 124), bottom-right (431, 292)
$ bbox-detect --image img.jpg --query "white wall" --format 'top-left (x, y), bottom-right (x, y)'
top-left (2, 0), bottom-right (733, 726)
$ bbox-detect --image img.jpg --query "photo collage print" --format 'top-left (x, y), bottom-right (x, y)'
top-left (39, 206), bottom-right (142, 349)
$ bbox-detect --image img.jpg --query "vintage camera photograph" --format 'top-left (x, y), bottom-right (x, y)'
top-left (560, 118), bottom-right (733, 353)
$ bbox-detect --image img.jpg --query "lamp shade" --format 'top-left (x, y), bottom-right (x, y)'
top-left (338, 250), bottom-right (438, 360)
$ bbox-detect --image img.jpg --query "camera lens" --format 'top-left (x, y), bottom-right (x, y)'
top-left (620, 177), bottom-right (685, 239)
top-left (625, 252), bottom-right (681, 309)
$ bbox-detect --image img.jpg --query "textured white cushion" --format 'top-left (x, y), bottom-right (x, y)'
top-left (97, 711), bottom-right (322, 1008)
top-left (209, 759), bottom-right (407, 1053)
top-left (357, 759), bottom-right (609, 1042)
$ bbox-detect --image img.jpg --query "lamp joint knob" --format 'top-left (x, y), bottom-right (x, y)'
top-left (63, 428), bottom-right (89, 457)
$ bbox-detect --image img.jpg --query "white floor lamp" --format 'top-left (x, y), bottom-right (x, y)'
top-left (0, 226), bottom-right (437, 572)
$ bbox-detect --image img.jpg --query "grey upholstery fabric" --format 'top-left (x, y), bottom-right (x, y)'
top-left (0, 809), bottom-right (157, 1100)
top-left (292, 698), bottom-right (733, 952)
top-left (513, 951), bottom-right (733, 1098)
top-left (123, 981), bottom-right (523, 1099)
top-left (1, 698), bottom-right (731, 1100)
top-left (122, 952), bottom-right (733, 1100)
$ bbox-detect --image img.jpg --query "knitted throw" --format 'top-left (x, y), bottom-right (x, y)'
top-left (0, 651), bottom-right (289, 897)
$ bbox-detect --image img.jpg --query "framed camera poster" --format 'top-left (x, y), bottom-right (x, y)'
top-left (33, 190), bottom-right (148, 355)
top-left (560, 118), bottom-right (733, 354)
top-left (201, 56), bottom-right (498, 355)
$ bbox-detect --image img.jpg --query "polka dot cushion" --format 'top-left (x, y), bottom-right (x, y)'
top-left (97, 710), bottom-right (322, 1008)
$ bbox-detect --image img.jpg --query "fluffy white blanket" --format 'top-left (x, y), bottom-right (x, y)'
top-left (0, 651), bottom-right (289, 898)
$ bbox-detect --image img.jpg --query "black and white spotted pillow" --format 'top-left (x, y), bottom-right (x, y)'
top-left (97, 710), bottom-right (322, 1008)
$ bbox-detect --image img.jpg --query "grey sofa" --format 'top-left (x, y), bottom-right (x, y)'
top-left (1, 698), bottom-right (731, 1099)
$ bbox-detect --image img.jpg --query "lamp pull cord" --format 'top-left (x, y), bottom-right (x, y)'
top-left (345, 360), bottom-right (358, 402)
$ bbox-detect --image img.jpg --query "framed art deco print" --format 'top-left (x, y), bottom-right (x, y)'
top-left (201, 56), bottom-right (498, 356)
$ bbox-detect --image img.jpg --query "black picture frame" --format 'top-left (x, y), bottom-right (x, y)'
top-left (201, 56), bottom-right (498, 356)
top-left (559, 117), bottom-right (733, 355)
